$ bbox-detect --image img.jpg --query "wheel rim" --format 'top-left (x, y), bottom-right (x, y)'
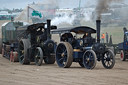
top-left (56, 43), bottom-right (67, 67)
top-left (83, 50), bottom-right (96, 69)
top-left (120, 52), bottom-right (123, 60)
top-left (102, 49), bottom-right (115, 69)
top-left (35, 47), bottom-right (43, 66)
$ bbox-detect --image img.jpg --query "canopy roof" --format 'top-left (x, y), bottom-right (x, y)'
top-left (51, 26), bottom-right (96, 34)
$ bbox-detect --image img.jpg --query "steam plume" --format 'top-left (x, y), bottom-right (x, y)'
top-left (96, 0), bottom-right (123, 20)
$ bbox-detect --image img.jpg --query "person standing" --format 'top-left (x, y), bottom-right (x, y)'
top-left (106, 32), bottom-right (109, 43)
top-left (101, 33), bottom-right (105, 43)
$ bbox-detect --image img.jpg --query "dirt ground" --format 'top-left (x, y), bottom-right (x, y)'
top-left (0, 54), bottom-right (128, 85)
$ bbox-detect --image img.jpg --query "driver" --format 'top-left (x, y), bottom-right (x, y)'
top-left (83, 33), bottom-right (88, 38)
top-left (83, 33), bottom-right (91, 38)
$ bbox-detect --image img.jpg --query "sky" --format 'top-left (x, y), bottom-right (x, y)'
top-left (0, 0), bottom-right (127, 9)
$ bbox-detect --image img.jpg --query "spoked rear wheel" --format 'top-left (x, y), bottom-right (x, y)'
top-left (35, 47), bottom-right (43, 66)
top-left (102, 49), bottom-right (115, 69)
top-left (18, 39), bottom-right (31, 65)
top-left (56, 42), bottom-right (73, 68)
top-left (83, 50), bottom-right (97, 69)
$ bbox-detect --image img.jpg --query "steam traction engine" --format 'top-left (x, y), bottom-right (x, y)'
top-left (119, 27), bottom-right (128, 61)
top-left (51, 20), bottom-right (115, 69)
top-left (0, 21), bottom-right (24, 62)
top-left (18, 20), bottom-right (56, 66)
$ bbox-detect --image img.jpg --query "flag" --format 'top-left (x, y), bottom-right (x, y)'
top-left (28, 6), bottom-right (43, 23)
top-left (31, 10), bottom-right (42, 18)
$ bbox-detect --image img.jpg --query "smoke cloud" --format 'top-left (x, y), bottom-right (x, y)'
top-left (51, 14), bottom-right (76, 25)
top-left (96, 0), bottom-right (123, 20)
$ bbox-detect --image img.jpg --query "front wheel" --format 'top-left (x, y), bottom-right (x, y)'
top-left (83, 50), bottom-right (97, 69)
top-left (120, 50), bottom-right (126, 61)
top-left (102, 49), bottom-right (115, 69)
top-left (35, 47), bottom-right (43, 66)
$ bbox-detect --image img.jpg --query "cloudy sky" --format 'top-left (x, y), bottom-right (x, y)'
top-left (0, 0), bottom-right (127, 9)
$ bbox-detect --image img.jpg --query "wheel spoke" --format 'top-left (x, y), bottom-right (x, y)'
top-left (58, 45), bottom-right (65, 53)
top-left (109, 60), bottom-right (113, 64)
top-left (90, 55), bottom-right (94, 61)
top-left (59, 57), bottom-right (64, 63)
top-left (21, 58), bottom-right (24, 62)
top-left (64, 52), bottom-right (67, 56)
top-left (62, 48), bottom-right (66, 52)
top-left (57, 52), bottom-right (62, 55)
top-left (57, 46), bottom-right (62, 52)
top-left (85, 55), bottom-right (89, 59)
top-left (19, 43), bottom-right (24, 49)
top-left (104, 54), bottom-right (107, 58)
top-left (107, 61), bottom-right (110, 67)
top-left (20, 55), bottom-right (24, 59)
top-left (64, 50), bottom-right (67, 54)
top-left (104, 56), bottom-right (107, 60)
top-left (109, 61), bottom-right (112, 65)
top-left (89, 53), bottom-right (91, 59)
top-left (104, 60), bottom-right (107, 65)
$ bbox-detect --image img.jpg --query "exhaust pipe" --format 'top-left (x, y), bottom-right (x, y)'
top-left (96, 20), bottom-right (101, 43)
top-left (47, 19), bottom-right (51, 39)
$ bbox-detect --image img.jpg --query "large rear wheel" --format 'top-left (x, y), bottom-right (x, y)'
top-left (35, 47), bottom-right (43, 66)
top-left (102, 49), bottom-right (115, 69)
top-left (18, 39), bottom-right (31, 65)
top-left (83, 50), bottom-right (97, 69)
top-left (56, 42), bottom-right (73, 68)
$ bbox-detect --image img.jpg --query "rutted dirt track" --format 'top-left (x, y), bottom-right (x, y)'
top-left (0, 55), bottom-right (128, 85)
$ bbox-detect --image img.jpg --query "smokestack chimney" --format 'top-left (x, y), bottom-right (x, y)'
top-left (96, 20), bottom-right (101, 43)
top-left (47, 19), bottom-right (51, 39)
